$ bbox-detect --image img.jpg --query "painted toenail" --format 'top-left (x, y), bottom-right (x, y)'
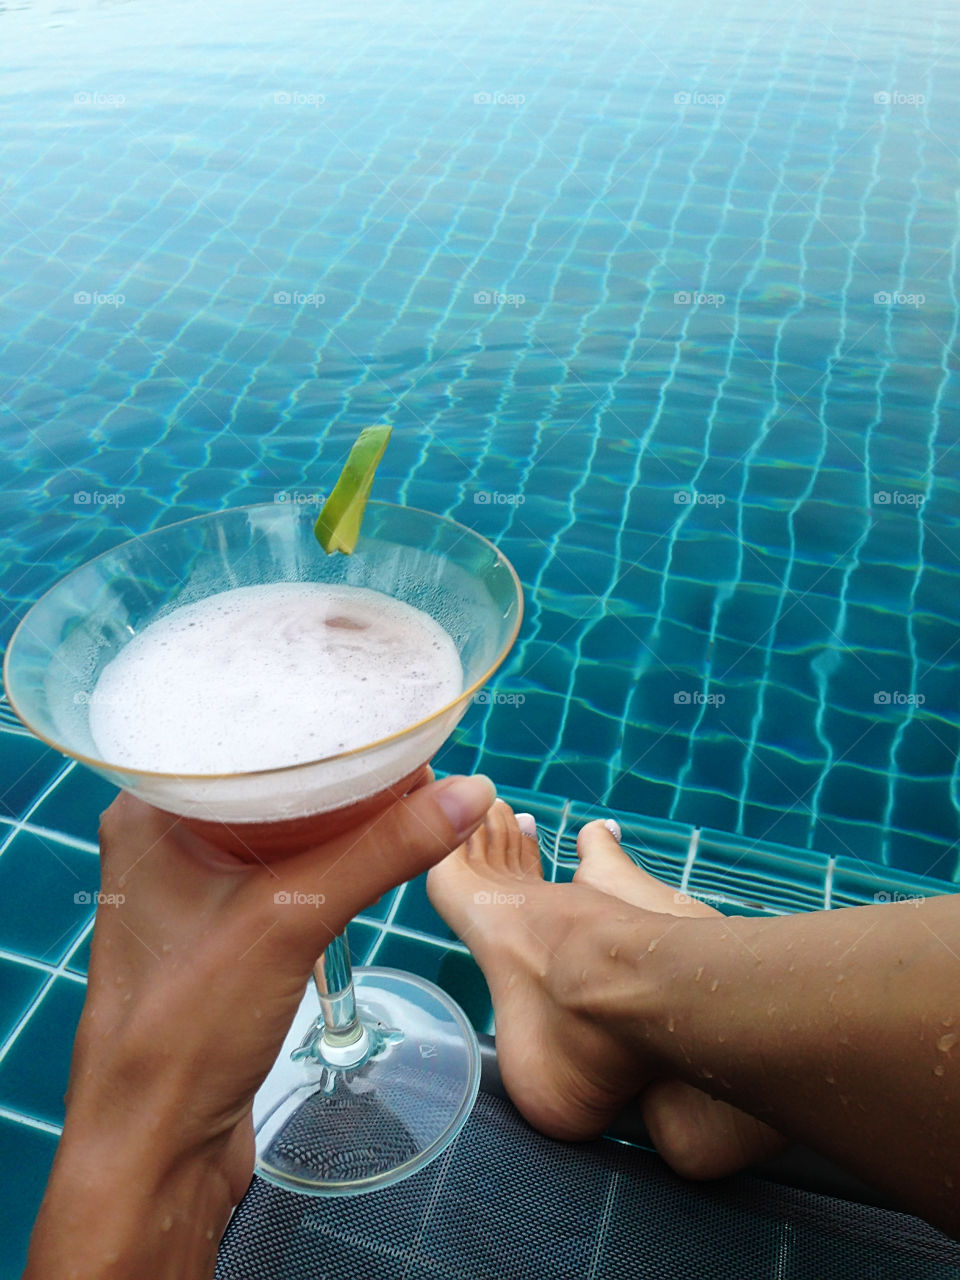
top-left (515, 812), bottom-right (538, 838)
top-left (603, 818), bottom-right (622, 842)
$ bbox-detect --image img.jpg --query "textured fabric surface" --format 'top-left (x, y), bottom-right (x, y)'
top-left (218, 1091), bottom-right (960, 1279)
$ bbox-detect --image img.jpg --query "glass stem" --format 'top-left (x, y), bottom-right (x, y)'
top-left (313, 933), bottom-right (364, 1047)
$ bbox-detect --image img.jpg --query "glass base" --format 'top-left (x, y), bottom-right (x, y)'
top-left (253, 967), bottom-right (481, 1196)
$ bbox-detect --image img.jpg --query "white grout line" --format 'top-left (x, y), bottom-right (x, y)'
top-left (550, 798), bottom-right (571, 884)
top-left (679, 826), bottom-right (700, 892)
top-left (0, 916), bottom-right (94, 1067)
top-left (0, 1106), bottom-right (62, 1137)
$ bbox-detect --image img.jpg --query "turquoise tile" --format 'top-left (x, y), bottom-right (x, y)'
top-left (0, 978), bottom-right (85, 1125)
top-left (30, 765), bottom-right (118, 844)
top-left (0, 733), bottom-right (65, 821)
top-left (0, 959), bottom-right (46, 1045)
top-left (0, 831), bottom-right (98, 963)
top-left (0, 1117), bottom-right (58, 1280)
top-left (345, 918), bottom-right (379, 964)
top-left (392, 872), bottom-right (454, 939)
top-left (372, 933), bottom-right (491, 1033)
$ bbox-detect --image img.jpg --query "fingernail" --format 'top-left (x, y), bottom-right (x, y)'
top-left (604, 818), bottom-right (622, 842)
top-left (435, 774), bottom-right (497, 833)
top-left (515, 812), bottom-right (538, 839)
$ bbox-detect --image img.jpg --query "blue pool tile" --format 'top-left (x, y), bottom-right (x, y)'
top-left (0, 1117), bottom-right (58, 1280)
top-left (0, 959), bottom-right (46, 1046)
top-left (0, 978), bottom-right (86, 1126)
top-left (0, 831), bottom-right (97, 964)
top-left (0, 734), bottom-right (66, 821)
top-left (30, 765), bottom-right (118, 843)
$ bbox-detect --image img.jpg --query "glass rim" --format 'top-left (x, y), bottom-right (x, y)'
top-left (2, 501), bottom-right (524, 783)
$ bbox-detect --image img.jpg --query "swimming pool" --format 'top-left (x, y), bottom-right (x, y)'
top-left (1, 0), bottom-right (959, 1269)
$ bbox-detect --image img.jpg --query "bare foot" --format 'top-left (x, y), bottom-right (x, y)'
top-left (428, 803), bottom-right (787, 1177)
top-left (573, 820), bottom-right (788, 1178)
top-left (427, 800), bottom-right (645, 1141)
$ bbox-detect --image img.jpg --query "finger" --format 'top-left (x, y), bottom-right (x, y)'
top-left (267, 773), bottom-right (497, 950)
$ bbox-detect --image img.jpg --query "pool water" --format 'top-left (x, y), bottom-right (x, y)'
top-left (1, 0), bottom-right (959, 1271)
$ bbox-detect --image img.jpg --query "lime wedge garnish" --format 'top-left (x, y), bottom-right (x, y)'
top-left (314, 425), bottom-right (393, 554)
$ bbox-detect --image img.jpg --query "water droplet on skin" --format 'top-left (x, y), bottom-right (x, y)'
top-left (699, 1067), bottom-right (713, 1080)
top-left (718, 1033), bottom-right (725, 1043)
top-left (933, 1064), bottom-right (946, 1077)
top-left (162, 943), bottom-right (173, 953)
top-left (647, 938), bottom-right (658, 953)
top-left (710, 978), bottom-right (719, 992)
top-left (609, 945), bottom-right (619, 959)
top-left (667, 1016), bottom-right (675, 1032)
top-left (161, 1215), bottom-right (173, 1232)
top-left (694, 966), bottom-right (704, 982)
top-left (942, 1015), bottom-right (955, 1027)
top-left (767, 1005), bottom-right (777, 1017)
top-left (506, 973), bottom-right (518, 990)
top-left (839, 1094), bottom-right (850, 1107)
top-left (788, 964), bottom-right (795, 972)
top-left (825, 1075), bottom-right (835, 1085)
top-left (937, 1032), bottom-right (958, 1053)
top-left (580, 969), bottom-right (588, 984)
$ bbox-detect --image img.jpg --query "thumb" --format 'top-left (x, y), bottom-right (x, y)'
top-left (271, 774), bottom-right (497, 945)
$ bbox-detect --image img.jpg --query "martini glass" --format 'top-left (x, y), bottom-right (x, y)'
top-left (3, 500), bottom-right (522, 1195)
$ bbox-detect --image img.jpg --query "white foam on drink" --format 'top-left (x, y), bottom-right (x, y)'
top-left (88, 583), bottom-right (463, 774)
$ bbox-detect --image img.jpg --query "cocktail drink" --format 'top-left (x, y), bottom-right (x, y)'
top-left (3, 501), bottom-right (523, 1195)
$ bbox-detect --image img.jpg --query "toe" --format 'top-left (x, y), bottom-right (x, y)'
top-left (574, 821), bottom-right (718, 917)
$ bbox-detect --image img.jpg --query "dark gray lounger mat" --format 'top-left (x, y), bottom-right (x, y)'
top-left (216, 1089), bottom-right (960, 1279)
